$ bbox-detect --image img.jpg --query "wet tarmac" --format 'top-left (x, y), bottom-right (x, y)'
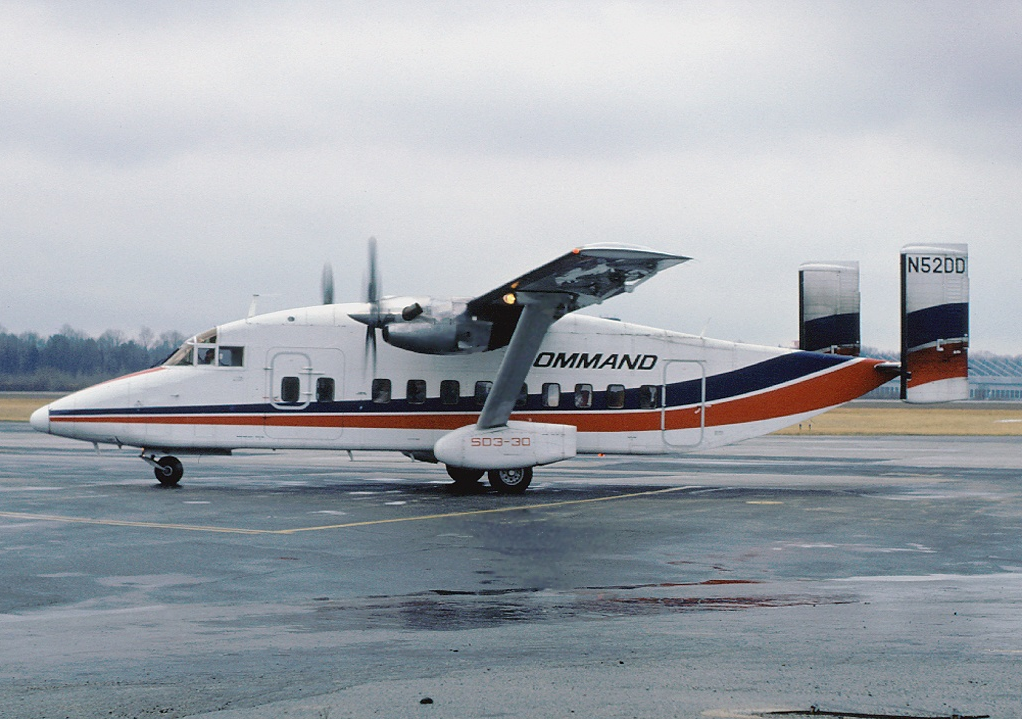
top-left (1, 423), bottom-right (1020, 718)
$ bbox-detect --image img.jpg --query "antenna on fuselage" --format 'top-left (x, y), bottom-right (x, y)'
top-left (248, 294), bottom-right (260, 319)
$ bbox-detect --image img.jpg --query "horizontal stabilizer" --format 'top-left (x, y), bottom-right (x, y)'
top-left (799, 261), bottom-right (861, 356)
top-left (901, 243), bottom-right (969, 402)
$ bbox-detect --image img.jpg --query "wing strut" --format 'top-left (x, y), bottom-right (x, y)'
top-left (476, 292), bottom-right (572, 430)
top-left (433, 244), bottom-right (689, 474)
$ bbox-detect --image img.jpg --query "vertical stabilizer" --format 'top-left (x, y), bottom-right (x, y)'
top-left (901, 243), bottom-right (969, 402)
top-left (799, 261), bottom-right (861, 355)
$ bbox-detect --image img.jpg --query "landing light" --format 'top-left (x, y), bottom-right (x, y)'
top-left (502, 293), bottom-right (517, 305)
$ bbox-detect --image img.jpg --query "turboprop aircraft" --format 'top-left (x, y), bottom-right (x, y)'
top-left (30, 241), bottom-right (969, 493)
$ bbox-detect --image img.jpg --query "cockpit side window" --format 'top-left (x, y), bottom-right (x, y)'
top-left (218, 346), bottom-right (244, 367)
top-left (196, 345), bottom-right (216, 365)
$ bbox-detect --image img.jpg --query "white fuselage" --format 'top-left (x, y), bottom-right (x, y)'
top-left (33, 303), bottom-right (890, 458)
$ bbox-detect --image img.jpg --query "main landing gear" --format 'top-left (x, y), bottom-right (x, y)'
top-left (141, 452), bottom-right (183, 487)
top-left (445, 465), bottom-right (533, 494)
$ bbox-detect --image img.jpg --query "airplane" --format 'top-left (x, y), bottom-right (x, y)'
top-left (29, 240), bottom-right (969, 493)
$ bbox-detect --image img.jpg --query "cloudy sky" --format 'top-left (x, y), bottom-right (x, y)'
top-left (2, 1), bottom-right (1019, 353)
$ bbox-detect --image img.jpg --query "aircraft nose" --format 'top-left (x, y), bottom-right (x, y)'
top-left (29, 404), bottom-right (50, 434)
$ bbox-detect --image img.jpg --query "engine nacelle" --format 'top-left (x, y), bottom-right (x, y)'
top-left (383, 317), bottom-right (492, 355)
top-left (434, 421), bottom-right (577, 470)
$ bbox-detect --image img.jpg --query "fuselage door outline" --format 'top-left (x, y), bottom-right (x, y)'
top-left (662, 359), bottom-right (706, 448)
top-left (268, 350), bottom-right (314, 411)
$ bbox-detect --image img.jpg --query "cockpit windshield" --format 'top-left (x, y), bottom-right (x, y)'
top-left (164, 343), bottom-right (194, 366)
top-left (164, 328), bottom-right (219, 367)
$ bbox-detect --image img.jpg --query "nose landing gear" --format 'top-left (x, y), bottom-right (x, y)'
top-left (141, 452), bottom-right (184, 487)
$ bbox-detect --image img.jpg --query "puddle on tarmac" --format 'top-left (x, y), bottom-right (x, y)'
top-left (297, 584), bottom-right (859, 632)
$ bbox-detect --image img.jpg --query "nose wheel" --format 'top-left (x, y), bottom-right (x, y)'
top-left (142, 453), bottom-right (184, 487)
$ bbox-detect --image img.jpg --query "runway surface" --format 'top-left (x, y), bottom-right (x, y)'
top-left (1, 423), bottom-right (1020, 718)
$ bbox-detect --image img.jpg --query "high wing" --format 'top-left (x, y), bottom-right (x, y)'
top-left (470, 244), bottom-right (690, 430)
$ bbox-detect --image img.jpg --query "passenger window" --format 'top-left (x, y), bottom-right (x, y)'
top-left (440, 380), bottom-right (460, 406)
top-left (316, 377), bottom-right (335, 403)
top-left (474, 381), bottom-right (492, 406)
top-left (516, 384), bottom-right (528, 409)
top-left (542, 383), bottom-right (561, 408)
top-left (281, 376), bottom-right (301, 403)
top-left (607, 384), bottom-right (626, 409)
top-left (372, 379), bottom-right (391, 404)
top-left (639, 384), bottom-right (660, 409)
top-left (218, 346), bottom-right (244, 367)
top-left (407, 379), bottom-right (427, 405)
top-left (574, 383), bottom-right (593, 409)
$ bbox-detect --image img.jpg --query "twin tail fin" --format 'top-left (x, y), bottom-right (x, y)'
top-left (900, 243), bottom-right (969, 402)
top-left (799, 243), bottom-right (969, 403)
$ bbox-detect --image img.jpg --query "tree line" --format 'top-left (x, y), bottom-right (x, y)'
top-left (0, 326), bottom-right (186, 391)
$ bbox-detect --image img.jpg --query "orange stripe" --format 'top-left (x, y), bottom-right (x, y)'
top-left (512, 411), bottom-right (662, 432)
top-left (905, 342), bottom-right (968, 388)
top-left (53, 414), bottom-right (265, 427)
top-left (701, 358), bottom-right (889, 428)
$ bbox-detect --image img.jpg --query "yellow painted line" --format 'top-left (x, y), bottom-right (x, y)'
top-left (277, 485), bottom-right (699, 534)
top-left (0, 485), bottom-right (698, 536)
top-left (0, 511), bottom-right (271, 534)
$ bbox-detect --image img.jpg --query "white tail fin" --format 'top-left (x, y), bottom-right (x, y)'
top-left (799, 261), bottom-right (860, 356)
top-left (900, 243), bottom-right (969, 402)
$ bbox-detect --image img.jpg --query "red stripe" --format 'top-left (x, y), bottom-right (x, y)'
top-left (905, 342), bottom-right (968, 388)
top-left (700, 357), bottom-right (889, 428)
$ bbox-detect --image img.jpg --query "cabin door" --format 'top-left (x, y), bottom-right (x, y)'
top-left (661, 359), bottom-right (705, 448)
top-left (265, 348), bottom-right (344, 441)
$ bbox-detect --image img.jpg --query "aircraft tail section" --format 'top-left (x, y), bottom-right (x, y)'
top-left (900, 243), bottom-right (969, 403)
top-left (799, 261), bottom-right (861, 356)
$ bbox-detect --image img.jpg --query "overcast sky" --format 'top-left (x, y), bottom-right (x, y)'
top-left (2, 1), bottom-right (1019, 353)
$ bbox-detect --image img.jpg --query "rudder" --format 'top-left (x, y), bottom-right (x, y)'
top-left (900, 243), bottom-right (969, 402)
top-left (799, 261), bottom-right (861, 356)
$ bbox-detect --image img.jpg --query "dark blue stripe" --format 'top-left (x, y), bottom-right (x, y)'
top-left (670, 351), bottom-right (848, 406)
top-left (904, 302), bottom-right (968, 350)
top-left (801, 313), bottom-right (860, 353)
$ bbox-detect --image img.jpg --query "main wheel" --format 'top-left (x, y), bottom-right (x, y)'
top-left (446, 465), bottom-right (485, 486)
top-left (487, 467), bottom-right (533, 494)
top-left (154, 456), bottom-right (183, 487)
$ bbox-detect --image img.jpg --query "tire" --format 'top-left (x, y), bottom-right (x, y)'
top-left (487, 467), bottom-right (533, 494)
top-left (154, 456), bottom-right (183, 487)
top-left (446, 465), bottom-right (485, 486)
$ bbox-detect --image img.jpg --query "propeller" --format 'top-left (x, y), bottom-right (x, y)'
top-left (321, 262), bottom-right (334, 305)
top-left (363, 237), bottom-right (380, 373)
top-left (349, 237), bottom-right (439, 367)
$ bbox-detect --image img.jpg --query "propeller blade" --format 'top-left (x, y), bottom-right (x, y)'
top-left (363, 237), bottom-right (381, 375)
top-left (321, 262), bottom-right (334, 305)
top-left (366, 236), bottom-right (379, 306)
top-left (365, 325), bottom-right (377, 375)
